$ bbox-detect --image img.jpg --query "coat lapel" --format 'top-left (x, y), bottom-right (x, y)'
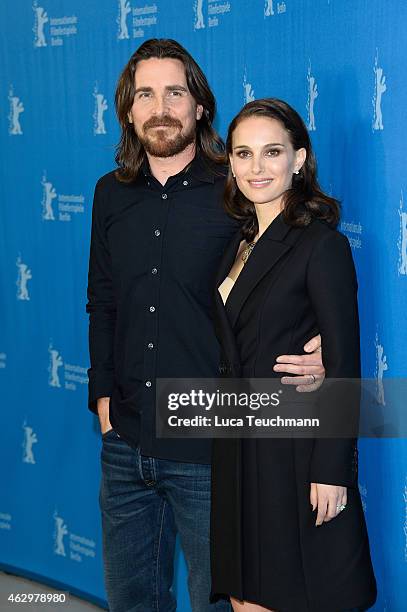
top-left (213, 214), bottom-right (307, 371)
top-left (215, 230), bottom-right (243, 289)
top-left (213, 231), bottom-right (243, 375)
top-left (225, 214), bottom-right (302, 329)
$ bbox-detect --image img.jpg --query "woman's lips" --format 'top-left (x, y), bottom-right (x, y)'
top-left (247, 179), bottom-right (274, 188)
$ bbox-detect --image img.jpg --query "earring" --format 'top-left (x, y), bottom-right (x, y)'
top-left (294, 170), bottom-right (299, 175)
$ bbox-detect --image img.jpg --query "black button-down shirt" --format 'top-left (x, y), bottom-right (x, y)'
top-left (86, 155), bottom-right (238, 463)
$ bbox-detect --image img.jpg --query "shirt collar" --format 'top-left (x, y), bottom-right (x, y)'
top-left (141, 153), bottom-right (226, 184)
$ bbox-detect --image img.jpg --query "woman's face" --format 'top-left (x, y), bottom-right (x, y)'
top-left (229, 116), bottom-right (306, 208)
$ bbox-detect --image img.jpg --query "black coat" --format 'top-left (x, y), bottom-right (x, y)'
top-left (210, 214), bottom-right (377, 611)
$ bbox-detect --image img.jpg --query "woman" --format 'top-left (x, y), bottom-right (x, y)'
top-left (210, 99), bottom-right (376, 612)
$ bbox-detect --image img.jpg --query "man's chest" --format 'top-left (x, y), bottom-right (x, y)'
top-left (105, 187), bottom-right (237, 286)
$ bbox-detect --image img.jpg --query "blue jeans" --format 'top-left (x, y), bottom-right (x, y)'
top-left (99, 429), bottom-right (229, 612)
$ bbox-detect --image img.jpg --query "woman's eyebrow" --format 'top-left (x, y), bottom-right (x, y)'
top-left (233, 142), bottom-right (285, 149)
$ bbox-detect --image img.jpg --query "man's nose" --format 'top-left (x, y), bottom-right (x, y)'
top-left (153, 95), bottom-right (168, 116)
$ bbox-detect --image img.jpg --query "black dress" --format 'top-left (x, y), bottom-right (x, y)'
top-left (210, 215), bottom-right (377, 611)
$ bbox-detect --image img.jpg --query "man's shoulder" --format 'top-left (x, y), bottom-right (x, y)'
top-left (212, 167), bottom-right (228, 187)
top-left (95, 168), bottom-right (125, 192)
top-left (191, 154), bottom-right (228, 185)
top-left (92, 169), bottom-right (142, 215)
top-left (205, 161), bottom-right (228, 183)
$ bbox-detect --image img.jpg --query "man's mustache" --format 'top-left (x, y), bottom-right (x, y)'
top-left (143, 115), bottom-right (183, 131)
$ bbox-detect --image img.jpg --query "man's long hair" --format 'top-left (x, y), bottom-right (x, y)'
top-left (114, 38), bottom-right (225, 182)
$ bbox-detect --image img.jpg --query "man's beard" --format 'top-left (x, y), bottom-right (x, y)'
top-left (138, 115), bottom-right (196, 158)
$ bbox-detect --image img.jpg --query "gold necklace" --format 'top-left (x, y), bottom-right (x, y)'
top-left (241, 240), bottom-right (257, 264)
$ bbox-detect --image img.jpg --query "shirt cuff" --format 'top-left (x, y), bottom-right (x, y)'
top-left (87, 368), bottom-right (115, 414)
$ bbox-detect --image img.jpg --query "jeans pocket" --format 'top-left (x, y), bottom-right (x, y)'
top-left (101, 428), bottom-right (117, 441)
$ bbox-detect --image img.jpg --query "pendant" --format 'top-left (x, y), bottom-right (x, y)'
top-left (241, 241), bottom-right (256, 264)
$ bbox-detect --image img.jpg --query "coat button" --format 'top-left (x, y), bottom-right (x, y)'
top-left (161, 193), bottom-right (168, 200)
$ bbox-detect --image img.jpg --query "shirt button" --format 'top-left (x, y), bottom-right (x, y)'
top-left (145, 380), bottom-right (152, 387)
top-left (151, 268), bottom-right (158, 275)
top-left (149, 306), bottom-right (155, 312)
top-left (183, 180), bottom-right (189, 186)
top-left (154, 229), bottom-right (161, 237)
top-left (161, 193), bottom-right (168, 200)
top-left (148, 342), bottom-right (154, 349)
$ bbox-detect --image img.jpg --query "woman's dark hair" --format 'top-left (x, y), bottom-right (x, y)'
top-left (224, 98), bottom-right (340, 241)
top-left (114, 38), bottom-right (225, 182)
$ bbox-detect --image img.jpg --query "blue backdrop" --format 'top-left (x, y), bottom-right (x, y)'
top-left (1, 1), bottom-right (406, 610)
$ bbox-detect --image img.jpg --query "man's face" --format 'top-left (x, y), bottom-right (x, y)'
top-left (128, 57), bottom-right (203, 158)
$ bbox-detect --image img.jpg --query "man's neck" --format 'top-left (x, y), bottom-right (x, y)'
top-left (147, 142), bottom-right (197, 186)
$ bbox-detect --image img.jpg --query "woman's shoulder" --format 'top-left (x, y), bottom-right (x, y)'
top-left (306, 218), bottom-right (349, 246)
top-left (304, 219), bottom-right (354, 273)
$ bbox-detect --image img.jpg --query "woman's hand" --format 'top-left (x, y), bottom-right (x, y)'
top-left (310, 482), bottom-right (347, 526)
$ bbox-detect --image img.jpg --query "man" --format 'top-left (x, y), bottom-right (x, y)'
top-left (86, 39), bottom-right (324, 612)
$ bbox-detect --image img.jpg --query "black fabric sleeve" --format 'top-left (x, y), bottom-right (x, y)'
top-left (306, 228), bottom-right (360, 488)
top-left (86, 179), bottom-right (116, 414)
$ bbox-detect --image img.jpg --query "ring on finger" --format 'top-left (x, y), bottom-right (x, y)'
top-left (310, 374), bottom-right (316, 384)
top-left (336, 504), bottom-right (346, 512)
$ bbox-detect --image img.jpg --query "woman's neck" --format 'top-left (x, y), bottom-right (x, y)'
top-left (254, 199), bottom-right (283, 239)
